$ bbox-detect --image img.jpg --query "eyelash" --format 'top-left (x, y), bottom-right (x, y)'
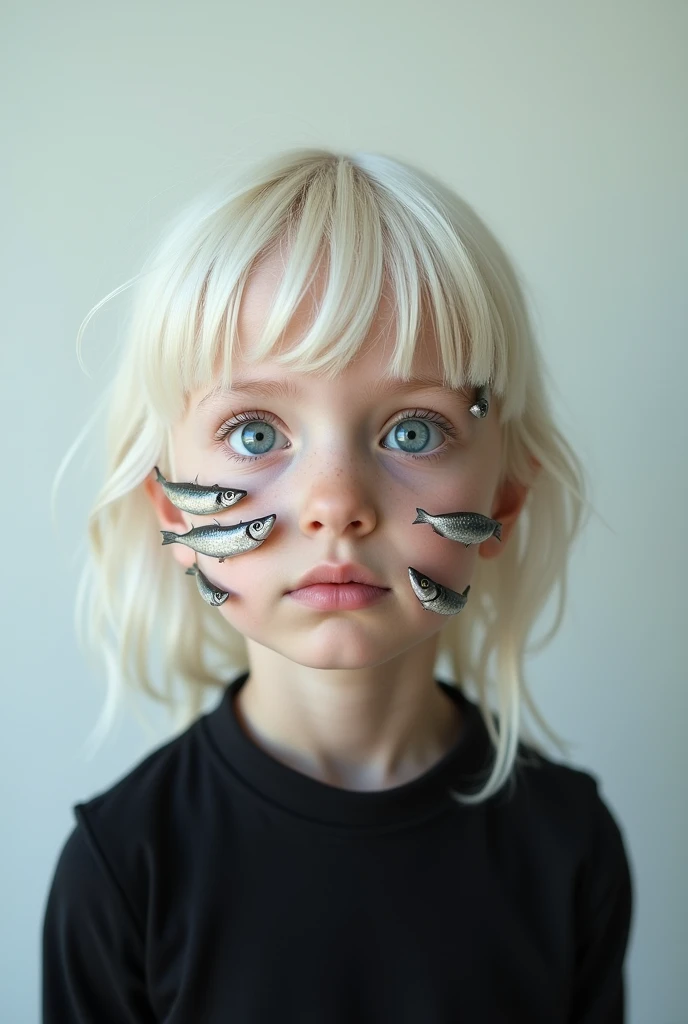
top-left (212, 410), bottom-right (283, 464)
top-left (212, 408), bottom-right (460, 464)
top-left (382, 408), bottom-right (459, 463)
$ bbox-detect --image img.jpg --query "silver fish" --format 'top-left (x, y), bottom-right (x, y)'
top-left (408, 567), bottom-right (471, 615)
top-left (412, 508), bottom-right (502, 546)
top-left (469, 380), bottom-right (490, 419)
top-left (185, 562), bottom-right (231, 606)
top-left (161, 514), bottom-right (276, 561)
top-left (154, 466), bottom-right (247, 515)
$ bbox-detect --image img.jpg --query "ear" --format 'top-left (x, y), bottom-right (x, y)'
top-left (143, 471), bottom-right (197, 570)
top-left (479, 457), bottom-right (541, 560)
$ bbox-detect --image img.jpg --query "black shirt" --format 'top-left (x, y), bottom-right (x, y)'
top-left (42, 673), bottom-right (634, 1022)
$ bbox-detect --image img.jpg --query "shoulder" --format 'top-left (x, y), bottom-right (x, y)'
top-left (45, 816), bottom-right (146, 942)
top-left (515, 744), bottom-right (628, 835)
top-left (505, 750), bottom-right (635, 1012)
top-left (52, 707), bottom-right (217, 926)
top-left (506, 743), bottom-right (634, 912)
top-left (457, 686), bottom-right (630, 867)
top-left (77, 711), bottom-right (206, 831)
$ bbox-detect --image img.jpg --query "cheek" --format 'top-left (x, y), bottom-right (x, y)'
top-left (401, 522), bottom-right (480, 591)
top-left (202, 514), bottom-right (294, 634)
top-left (381, 449), bottom-right (495, 514)
top-left (213, 565), bottom-right (276, 639)
top-left (209, 536), bottom-right (285, 599)
top-left (386, 475), bottom-right (493, 574)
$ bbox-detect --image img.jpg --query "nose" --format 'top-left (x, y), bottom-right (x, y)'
top-left (297, 460), bottom-right (378, 539)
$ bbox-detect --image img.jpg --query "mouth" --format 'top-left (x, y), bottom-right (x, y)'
top-left (287, 562), bottom-right (388, 592)
top-left (285, 563), bottom-right (391, 610)
top-left (286, 582), bottom-right (390, 611)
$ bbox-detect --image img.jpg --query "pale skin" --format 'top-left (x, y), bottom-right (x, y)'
top-left (145, 248), bottom-right (533, 792)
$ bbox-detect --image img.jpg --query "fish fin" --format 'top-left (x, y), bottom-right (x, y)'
top-left (412, 508), bottom-right (429, 524)
top-left (160, 531), bottom-right (178, 545)
top-left (194, 474), bottom-right (199, 485)
top-left (154, 465), bottom-right (163, 482)
top-left (214, 517), bottom-right (221, 526)
top-left (185, 567), bottom-right (195, 575)
top-left (218, 557), bottom-right (225, 563)
top-left (494, 523), bottom-right (502, 542)
top-left (462, 584), bottom-right (471, 596)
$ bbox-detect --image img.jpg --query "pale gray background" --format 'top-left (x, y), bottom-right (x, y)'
top-left (4, 1), bottom-right (687, 1020)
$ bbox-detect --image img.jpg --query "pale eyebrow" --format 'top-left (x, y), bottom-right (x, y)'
top-left (196, 375), bottom-right (478, 413)
top-left (361, 375), bottom-right (477, 406)
top-left (196, 377), bottom-right (301, 411)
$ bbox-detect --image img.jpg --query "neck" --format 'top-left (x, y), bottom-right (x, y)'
top-left (233, 637), bottom-right (464, 791)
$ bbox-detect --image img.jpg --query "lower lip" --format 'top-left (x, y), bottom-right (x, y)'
top-left (287, 583), bottom-right (390, 610)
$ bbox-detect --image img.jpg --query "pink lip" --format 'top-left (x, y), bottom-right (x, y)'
top-left (287, 583), bottom-right (390, 610)
top-left (288, 562), bottom-right (387, 591)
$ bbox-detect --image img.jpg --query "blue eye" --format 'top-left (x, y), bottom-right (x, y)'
top-left (382, 417), bottom-right (445, 454)
top-left (228, 420), bottom-right (285, 456)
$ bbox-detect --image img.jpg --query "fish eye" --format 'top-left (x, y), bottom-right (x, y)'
top-left (382, 417), bottom-right (445, 454)
top-left (420, 578), bottom-right (429, 588)
top-left (228, 420), bottom-right (287, 456)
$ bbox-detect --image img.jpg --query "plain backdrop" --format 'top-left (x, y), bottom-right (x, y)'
top-left (3, 1), bottom-right (687, 1020)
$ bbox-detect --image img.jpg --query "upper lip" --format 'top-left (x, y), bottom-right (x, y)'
top-left (289, 563), bottom-right (388, 591)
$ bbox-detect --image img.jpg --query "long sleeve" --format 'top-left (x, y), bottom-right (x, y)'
top-left (42, 822), bottom-right (157, 1024)
top-left (569, 783), bottom-right (635, 1023)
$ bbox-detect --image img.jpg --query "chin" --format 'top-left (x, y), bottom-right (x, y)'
top-left (293, 649), bottom-right (384, 671)
top-left (284, 630), bottom-right (428, 671)
top-left (223, 603), bottom-right (441, 668)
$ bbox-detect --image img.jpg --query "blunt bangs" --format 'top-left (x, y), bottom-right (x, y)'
top-left (124, 149), bottom-right (527, 426)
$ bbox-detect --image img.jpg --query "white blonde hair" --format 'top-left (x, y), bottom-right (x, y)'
top-left (52, 147), bottom-right (592, 805)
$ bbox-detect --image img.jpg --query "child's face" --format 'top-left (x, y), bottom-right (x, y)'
top-left (148, 250), bottom-right (523, 669)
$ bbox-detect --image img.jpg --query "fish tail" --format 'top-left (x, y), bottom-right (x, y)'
top-left (493, 523), bottom-right (502, 542)
top-left (412, 508), bottom-right (430, 524)
top-left (160, 531), bottom-right (178, 546)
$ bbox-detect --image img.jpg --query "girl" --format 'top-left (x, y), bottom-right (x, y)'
top-left (42, 148), bottom-right (633, 1022)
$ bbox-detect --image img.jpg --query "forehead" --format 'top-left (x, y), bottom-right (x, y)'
top-left (234, 244), bottom-right (443, 380)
